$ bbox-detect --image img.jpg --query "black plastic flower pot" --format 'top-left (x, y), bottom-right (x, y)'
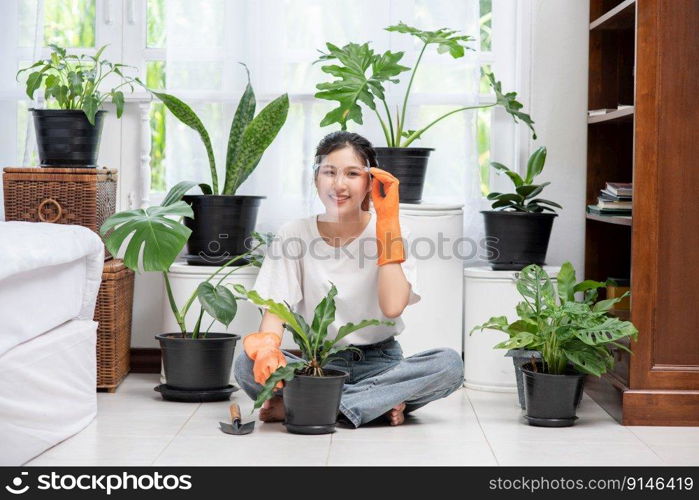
top-left (505, 349), bottom-right (542, 409)
top-left (283, 369), bottom-right (347, 435)
top-left (374, 147), bottom-right (434, 204)
top-left (482, 210), bottom-right (557, 271)
top-left (31, 109), bottom-right (106, 167)
top-left (155, 332), bottom-right (240, 391)
top-left (182, 194), bottom-right (265, 266)
top-left (521, 362), bottom-right (585, 427)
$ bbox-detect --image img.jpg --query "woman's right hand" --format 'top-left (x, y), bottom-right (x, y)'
top-left (243, 331), bottom-right (287, 389)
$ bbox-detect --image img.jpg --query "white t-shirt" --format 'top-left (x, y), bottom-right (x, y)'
top-left (252, 210), bottom-right (421, 346)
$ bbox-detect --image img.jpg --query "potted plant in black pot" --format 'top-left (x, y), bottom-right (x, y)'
top-left (482, 146), bottom-right (561, 270)
top-left (471, 262), bottom-right (638, 427)
top-left (233, 283), bottom-right (394, 435)
top-left (100, 187), bottom-right (272, 402)
top-left (16, 44), bottom-right (142, 167)
top-left (314, 22), bottom-right (536, 203)
top-left (149, 64), bottom-right (289, 265)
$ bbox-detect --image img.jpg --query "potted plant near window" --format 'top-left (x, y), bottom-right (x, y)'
top-left (149, 64), bottom-right (289, 265)
top-left (233, 283), bottom-right (395, 435)
top-left (314, 22), bottom-right (536, 203)
top-left (100, 187), bottom-right (272, 401)
top-left (471, 262), bottom-right (638, 427)
top-left (17, 44), bottom-right (142, 167)
top-left (482, 146), bottom-right (561, 270)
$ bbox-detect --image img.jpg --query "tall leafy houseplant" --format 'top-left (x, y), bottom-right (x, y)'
top-left (313, 22), bottom-right (535, 203)
top-left (481, 146), bottom-right (562, 270)
top-left (150, 64), bottom-right (289, 265)
top-left (471, 262), bottom-right (638, 426)
top-left (16, 44), bottom-right (142, 166)
top-left (100, 188), bottom-right (273, 393)
top-left (234, 283), bottom-right (394, 433)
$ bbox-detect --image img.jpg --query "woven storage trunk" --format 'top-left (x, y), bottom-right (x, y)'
top-left (2, 167), bottom-right (117, 259)
top-left (95, 258), bottom-right (134, 391)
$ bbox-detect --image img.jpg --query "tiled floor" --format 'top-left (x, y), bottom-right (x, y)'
top-left (25, 373), bottom-right (699, 466)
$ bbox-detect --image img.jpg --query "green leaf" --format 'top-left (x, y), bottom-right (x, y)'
top-left (82, 94), bottom-right (100, 125)
top-left (311, 282), bottom-right (338, 352)
top-left (385, 22), bottom-right (475, 57)
top-left (223, 63), bottom-right (256, 194)
top-left (253, 362), bottom-right (306, 409)
top-left (112, 90), bottom-right (124, 118)
top-left (152, 91), bottom-right (218, 193)
top-left (490, 162), bottom-right (524, 187)
top-left (100, 201), bottom-right (193, 272)
top-left (25, 71), bottom-right (44, 100)
top-left (333, 318), bottom-right (394, 346)
top-left (556, 262), bottom-right (577, 303)
top-left (516, 182), bottom-right (550, 199)
top-left (564, 345), bottom-right (609, 376)
top-left (516, 264), bottom-right (555, 314)
top-left (484, 70), bottom-right (537, 139)
top-left (470, 315), bottom-right (510, 335)
top-left (161, 181), bottom-right (213, 207)
top-left (493, 332), bottom-right (535, 350)
top-left (314, 41), bottom-right (409, 130)
top-left (525, 146), bottom-right (547, 184)
top-left (197, 282), bottom-right (237, 328)
top-left (222, 93), bottom-right (289, 195)
top-left (592, 293), bottom-right (629, 313)
top-left (574, 317), bottom-right (638, 346)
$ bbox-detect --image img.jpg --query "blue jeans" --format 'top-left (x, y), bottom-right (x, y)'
top-left (233, 338), bottom-right (464, 428)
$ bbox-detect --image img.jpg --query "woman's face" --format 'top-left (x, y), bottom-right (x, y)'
top-left (314, 147), bottom-right (371, 218)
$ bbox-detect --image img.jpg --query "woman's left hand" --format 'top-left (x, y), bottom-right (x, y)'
top-left (370, 167), bottom-right (405, 266)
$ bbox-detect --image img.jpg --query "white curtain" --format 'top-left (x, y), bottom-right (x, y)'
top-left (162, 0), bottom-right (484, 249)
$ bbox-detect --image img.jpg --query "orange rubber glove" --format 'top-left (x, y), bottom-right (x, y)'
top-left (243, 331), bottom-right (287, 389)
top-left (370, 167), bottom-right (405, 266)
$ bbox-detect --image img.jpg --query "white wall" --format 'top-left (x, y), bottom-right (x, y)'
top-left (525, 0), bottom-right (589, 275)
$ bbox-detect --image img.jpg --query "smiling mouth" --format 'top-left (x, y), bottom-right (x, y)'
top-left (330, 195), bottom-right (350, 202)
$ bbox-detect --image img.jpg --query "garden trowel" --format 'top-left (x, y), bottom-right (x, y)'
top-left (219, 403), bottom-right (255, 435)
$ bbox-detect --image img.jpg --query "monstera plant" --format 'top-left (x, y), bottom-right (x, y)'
top-left (313, 22), bottom-right (536, 203)
top-left (233, 283), bottom-right (394, 434)
top-left (470, 262), bottom-right (638, 426)
top-left (100, 187), bottom-right (273, 395)
top-left (150, 63), bottom-right (289, 265)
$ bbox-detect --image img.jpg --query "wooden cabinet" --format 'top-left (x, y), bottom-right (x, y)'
top-left (584, 0), bottom-right (699, 425)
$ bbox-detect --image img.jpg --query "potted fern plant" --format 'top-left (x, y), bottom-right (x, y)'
top-left (16, 44), bottom-right (142, 167)
top-left (100, 186), bottom-right (272, 400)
top-left (149, 64), bottom-right (289, 265)
top-left (471, 262), bottom-right (638, 427)
top-left (314, 22), bottom-right (536, 203)
top-left (482, 146), bottom-right (561, 270)
top-left (233, 283), bottom-right (395, 435)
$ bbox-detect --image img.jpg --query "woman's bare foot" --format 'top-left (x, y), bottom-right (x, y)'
top-left (259, 396), bottom-right (285, 422)
top-left (384, 402), bottom-right (406, 426)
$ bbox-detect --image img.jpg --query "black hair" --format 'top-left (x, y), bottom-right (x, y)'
top-left (314, 131), bottom-right (378, 169)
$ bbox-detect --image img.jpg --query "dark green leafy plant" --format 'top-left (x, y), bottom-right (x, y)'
top-left (150, 64), bottom-right (289, 195)
top-left (16, 44), bottom-right (143, 125)
top-left (470, 262), bottom-right (638, 376)
top-left (486, 146), bottom-right (561, 212)
top-left (233, 283), bottom-right (395, 409)
top-left (100, 184), bottom-right (273, 338)
top-left (314, 21), bottom-right (536, 147)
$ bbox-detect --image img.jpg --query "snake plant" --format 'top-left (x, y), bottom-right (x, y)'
top-left (314, 22), bottom-right (536, 147)
top-left (233, 282), bottom-right (395, 409)
top-left (150, 64), bottom-right (289, 195)
top-left (470, 262), bottom-right (638, 376)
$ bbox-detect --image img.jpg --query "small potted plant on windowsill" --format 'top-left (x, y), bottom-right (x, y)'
top-left (314, 22), bottom-right (536, 203)
top-left (482, 146), bottom-right (561, 270)
top-left (100, 186), bottom-right (272, 401)
top-left (471, 262), bottom-right (638, 427)
top-left (16, 44), bottom-right (143, 167)
top-left (234, 283), bottom-right (394, 435)
top-left (148, 64), bottom-right (289, 266)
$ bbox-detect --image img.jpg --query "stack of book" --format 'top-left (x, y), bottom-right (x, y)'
top-left (587, 182), bottom-right (632, 216)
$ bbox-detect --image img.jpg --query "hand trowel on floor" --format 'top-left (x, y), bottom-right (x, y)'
top-left (219, 403), bottom-right (255, 435)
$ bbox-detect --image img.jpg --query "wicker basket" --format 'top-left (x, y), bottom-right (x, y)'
top-left (2, 167), bottom-right (117, 259)
top-left (95, 259), bottom-right (134, 391)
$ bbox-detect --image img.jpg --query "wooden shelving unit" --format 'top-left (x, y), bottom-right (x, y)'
top-left (584, 0), bottom-right (699, 426)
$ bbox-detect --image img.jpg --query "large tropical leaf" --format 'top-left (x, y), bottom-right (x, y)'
top-left (556, 261), bottom-right (577, 303)
top-left (484, 70), bottom-right (537, 139)
top-left (100, 201), bottom-right (193, 272)
top-left (524, 146), bottom-right (547, 184)
top-left (311, 283), bottom-right (338, 352)
top-left (573, 317), bottom-right (638, 346)
top-left (563, 344), bottom-right (611, 376)
top-left (222, 93), bottom-right (289, 195)
top-left (516, 264), bottom-right (556, 313)
top-left (385, 22), bottom-right (475, 58)
top-left (314, 42), bottom-right (409, 130)
top-left (197, 282), bottom-right (237, 328)
top-left (152, 91), bottom-right (219, 193)
top-left (223, 63), bottom-right (256, 194)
